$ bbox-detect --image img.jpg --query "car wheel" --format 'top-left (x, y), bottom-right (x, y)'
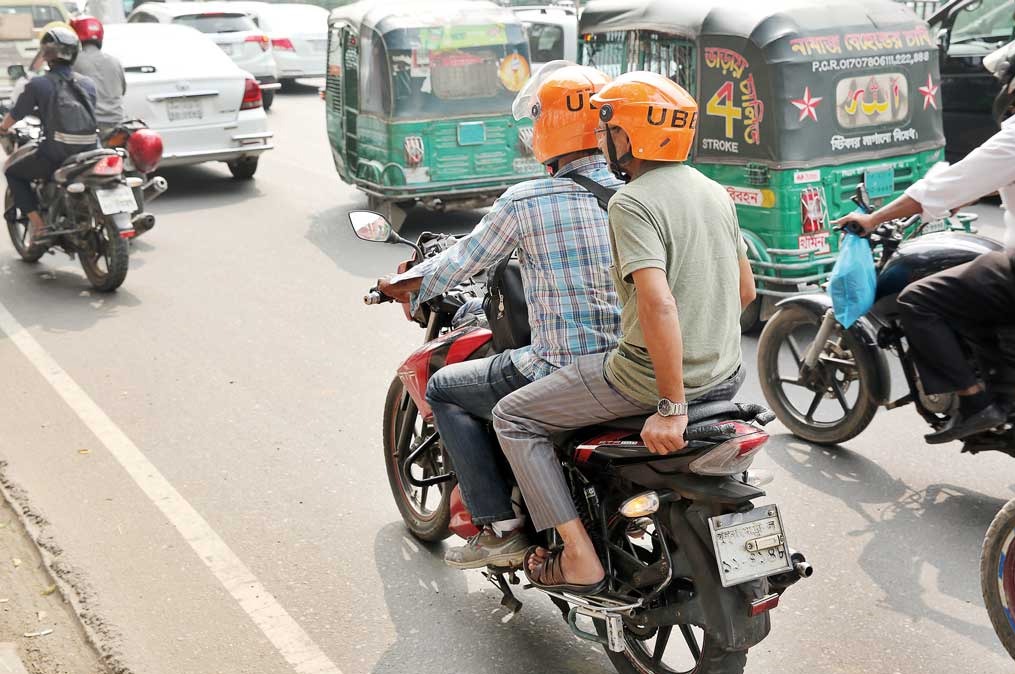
top-left (262, 90), bottom-right (274, 110)
top-left (228, 157), bottom-right (259, 180)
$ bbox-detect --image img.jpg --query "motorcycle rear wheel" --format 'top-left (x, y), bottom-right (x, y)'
top-left (980, 498), bottom-right (1015, 660)
top-left (79, 214), bottom-right (129, 292)
top-left (383, 376), bottom-right (452, 542)
top-left (4, 189), bottom-right (44, 263)
top-left (758, 305), bottom-right (880, 445)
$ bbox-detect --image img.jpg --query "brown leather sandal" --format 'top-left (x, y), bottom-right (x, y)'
top-left (522, 546), bottom-right (607, 596)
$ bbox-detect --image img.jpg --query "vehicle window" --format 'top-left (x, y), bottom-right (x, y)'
top-left (951, 0), bottom-right (1015, 46)
top-left (526, 23), bottom-right (564, 62)
top-left (582, 31), bottom-right (695, 92)
top-left (172, 13), bottom-right (255, 34)
top-left (359, 29), bottom-right (390, 115)
top-left (835, 73), bottom-right (910, 129)
top-left (0, 4), bottom-right (62, 29)
top-left (128, 11), bottom-right (155, 23)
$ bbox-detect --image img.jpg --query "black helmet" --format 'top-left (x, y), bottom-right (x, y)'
top-left (984, 39), bottom-right (1015, 125)
top-left (40, 26), bottom-right (80, 65)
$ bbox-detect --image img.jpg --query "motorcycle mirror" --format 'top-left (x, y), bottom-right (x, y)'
top-left (348, 210), bottom-right (396, 243)
top-left (7, 64), bottom-right (25, 81)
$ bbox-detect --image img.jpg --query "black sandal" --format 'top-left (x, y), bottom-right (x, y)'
top-left (522, 546), bottom-right (607, 596)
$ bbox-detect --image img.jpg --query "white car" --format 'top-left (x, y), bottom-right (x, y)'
top-left (102, 23), bottom-right (273, 179)
top-left (513, 5), bottom-right (578, 72)
top-left (126, 1), bottom-right (280, 109)
top-left (223, 2), bottom-right (328, 83)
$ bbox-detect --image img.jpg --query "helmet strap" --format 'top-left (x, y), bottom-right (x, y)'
top-left (605, 129), bottom-right (633, 183)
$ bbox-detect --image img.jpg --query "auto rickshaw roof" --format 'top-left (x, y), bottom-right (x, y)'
top-left (580, 0), bottom-right (924, 48)
top-left (329, 0), bottom-right (523, 35)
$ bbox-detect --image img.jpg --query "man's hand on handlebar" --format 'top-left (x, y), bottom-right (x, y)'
top-left (377, 275), bottom-right (420, 304)
top-left (832, 212), bottom-right (877, 235)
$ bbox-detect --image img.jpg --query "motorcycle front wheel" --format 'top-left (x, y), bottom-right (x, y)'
top-left (382, 376), bottom-right (452, 542)
top-left (758, 305), bottom-right (880, 445)
top-left (79, 212), bottom-right (129, 292)
top-left (4, 188), bottom-right (44, 262)
top-left (980, 498), bottom-right (1015, 660)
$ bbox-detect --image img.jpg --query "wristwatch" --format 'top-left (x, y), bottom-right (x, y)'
top-left (657, 398), bottom-right (688, 417)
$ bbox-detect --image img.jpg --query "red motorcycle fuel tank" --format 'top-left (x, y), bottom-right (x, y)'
top-left (397, 326), bottom-right (493, 420)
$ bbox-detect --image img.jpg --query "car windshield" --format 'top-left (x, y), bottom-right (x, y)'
top-left (172, 13), bottom-right (255, 34)
top-left (0, 4), bottom-right (64, 29)
top-left (951, 0), bottom-right (1015, 45)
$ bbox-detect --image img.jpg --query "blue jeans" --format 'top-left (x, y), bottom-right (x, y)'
top-left (425, 350), bottom-right (532, 525)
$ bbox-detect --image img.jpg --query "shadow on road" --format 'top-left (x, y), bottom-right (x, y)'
top-left (370, 521), bottom-right (611, 674)
top-left (148, 164), bottom-right (263, 215)
top-left (766, 434), bottom-right (1007, 651)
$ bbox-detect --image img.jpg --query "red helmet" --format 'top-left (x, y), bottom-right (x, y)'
top-left (70, 16), bottom-right (104, 45)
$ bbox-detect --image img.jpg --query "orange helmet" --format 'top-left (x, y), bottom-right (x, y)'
top-left (513, 61), bottom-right (610, 165)
top-left (591, 71), bottom-right (698, 163)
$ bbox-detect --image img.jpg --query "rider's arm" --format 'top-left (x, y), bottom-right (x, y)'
top-left (386, 194), bottom-right (521, 308)
top-left (738, 255), bottom-right (756, 310)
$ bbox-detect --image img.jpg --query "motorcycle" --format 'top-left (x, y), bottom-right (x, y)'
top-left (981, 498), bottom-right (1015, 660)
top-left (350, 210), bottom-right (812, 674)
top-left (0, 87), bottom-right (165, 292)
top-left (757, 185), bottom-right (1014, 454)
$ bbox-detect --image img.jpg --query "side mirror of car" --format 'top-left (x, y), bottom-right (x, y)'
top-left (349, 210), bottom-right (397, 243)
top-left (936, 27), bottom-right (950, 54)
top-left (7, 64), bottom-right (26, 81)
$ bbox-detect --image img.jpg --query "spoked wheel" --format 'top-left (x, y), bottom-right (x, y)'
top-left (980, 498), bottom-right (1015, 660)
top-left (382, 376), bottom-right (452, 542)
top-left (79, 213), bottom-right (129, 292)
top-left (758, 305), bottom-right (880, 445)
top-left (5, 189), bottom-right (44, 262)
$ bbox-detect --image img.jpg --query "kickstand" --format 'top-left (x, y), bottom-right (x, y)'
top-left (483, 569), bottom-right (523, 615)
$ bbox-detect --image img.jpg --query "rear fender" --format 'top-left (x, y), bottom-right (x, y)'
top-left (663, 501), bottom-right (771, 650)
top-left (775, 293), bottom-right (892, 404)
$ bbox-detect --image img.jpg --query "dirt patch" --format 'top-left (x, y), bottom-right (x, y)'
top-left (0, 494), bottom-right (108, 673)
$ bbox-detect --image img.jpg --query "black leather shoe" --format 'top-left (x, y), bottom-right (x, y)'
top-left (925, 404), bottom-right (1007, 445)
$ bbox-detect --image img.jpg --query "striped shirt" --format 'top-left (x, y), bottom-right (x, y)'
top-left (393, 155), bottom-right (623, 379)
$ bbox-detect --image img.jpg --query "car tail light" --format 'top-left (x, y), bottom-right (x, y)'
top-left (800, 186), bottom-right (827, 234)
top-left (404, 136), bottom-right (424, 167)
top-left (241, 78), bottom-right (262, 110)
top-left (126, 129), bottom-right (163, 174)
top-left (90, 154), bottom-right (123, 176)
top-left (688, 422), bottom-right (768, 476)
top-left (246, 34), bottom-right (271, 51)
top-left (271, 37), bottom-right (295, 51)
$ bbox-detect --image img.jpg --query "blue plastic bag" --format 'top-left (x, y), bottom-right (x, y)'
top-left (828, 232), bottom-right (876, 328)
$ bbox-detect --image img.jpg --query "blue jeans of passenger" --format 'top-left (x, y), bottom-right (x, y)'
top-left (425, 349), bottom-right (532, 526)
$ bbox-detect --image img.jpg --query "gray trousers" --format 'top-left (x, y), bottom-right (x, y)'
top-left (492, 353), bottom-right (744, 532)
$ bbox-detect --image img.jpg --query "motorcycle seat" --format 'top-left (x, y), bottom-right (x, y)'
top-left (601, 401), bottom-right (751, 431)
top-left (52, 149), bottom-right (117, 184)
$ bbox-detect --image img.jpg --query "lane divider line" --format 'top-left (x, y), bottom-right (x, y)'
top-left (0, 299), bottom-right (342, 674)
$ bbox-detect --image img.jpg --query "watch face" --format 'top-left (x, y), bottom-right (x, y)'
top-left (658, 399), bottom-right (673, 415)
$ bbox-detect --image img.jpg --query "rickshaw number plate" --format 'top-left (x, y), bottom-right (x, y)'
top-left (798, 231), bottom-right (830, 255)
top-left (457, 122), bottom-right (486, 146)
top-left (708, 504), bottom-right (793, 587)
top-left (167, 99), bottom-right (203, 122)
top-left (864, 167), bottom-right (895, 199)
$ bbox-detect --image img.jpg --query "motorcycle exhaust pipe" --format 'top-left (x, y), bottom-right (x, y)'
top-left (142, 176), bottom-right (168, 204)
top-left (767, 550), bottom-right (813, 592)
top-left (132, 212), bottom-right (155, 236)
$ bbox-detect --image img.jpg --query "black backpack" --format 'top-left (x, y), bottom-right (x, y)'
top-left (483, 174), bottom-right (617, 352)
top-left (44, 72), bottom-right (97, 144)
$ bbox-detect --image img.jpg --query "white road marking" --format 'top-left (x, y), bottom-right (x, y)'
top-left (0, 299), bottom-right (342, 674)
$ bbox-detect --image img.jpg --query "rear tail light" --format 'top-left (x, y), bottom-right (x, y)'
top-left (748, 593), bottom-right (781, 616)
top-left (90, 154), bottom-right (123, 176)
top-left (404, 136), bottom-right (424, 167)
top-left (241, 78), bottom-right (262, 110)
top-left (245, 34), bottom-right (271, 52)
top-left (800, 186), bottom-right (827, 234)
top-left (271, 37), bottom-right (295, 51)
top-left (126, 129), bottom-right (163, 174)
top-left (688, 422), bottom-right (768, 476)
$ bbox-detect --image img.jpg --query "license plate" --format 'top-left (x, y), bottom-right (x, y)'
top-left (921, 218), bottom-right (950, 235)
top-left (864, 166), bottom-right (895, 199)
top-left (708, 504), bottom-right (793, 587)
top-left (95, 184), bottom-right (137, 215)
top-left (798, 231), bottom-right (831, 255)
top-left (167, 98), bottom-right (203, 122)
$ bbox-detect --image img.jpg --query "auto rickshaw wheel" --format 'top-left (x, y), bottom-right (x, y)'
top-left (367, 195), bottom-right (408, 232)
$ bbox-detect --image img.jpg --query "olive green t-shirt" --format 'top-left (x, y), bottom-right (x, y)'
top-left (604, 163), bottom-right (748, 407)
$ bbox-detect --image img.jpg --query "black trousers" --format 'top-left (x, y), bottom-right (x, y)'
top-left (5, 145), bottom-right (58, 214)
top-left (897, 250), bottom-right (1015, 395)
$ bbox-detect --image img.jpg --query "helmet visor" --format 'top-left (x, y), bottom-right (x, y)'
top-left (511, 59), bottom-right (577, 121)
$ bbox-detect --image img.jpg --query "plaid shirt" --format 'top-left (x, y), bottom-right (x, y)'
top-left (392, 155), bottom-right (623, 379)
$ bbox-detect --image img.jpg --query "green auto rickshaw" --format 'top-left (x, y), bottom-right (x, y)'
top-left (326, 0), bottom-right (544, 229)
top-left (580, 0), bottom-right (959, 330)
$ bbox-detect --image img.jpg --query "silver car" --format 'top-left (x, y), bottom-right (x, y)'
top-left (225, 2), bottom-right (328, 83)
top-left (127, 1), bottom-right (281, 110)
